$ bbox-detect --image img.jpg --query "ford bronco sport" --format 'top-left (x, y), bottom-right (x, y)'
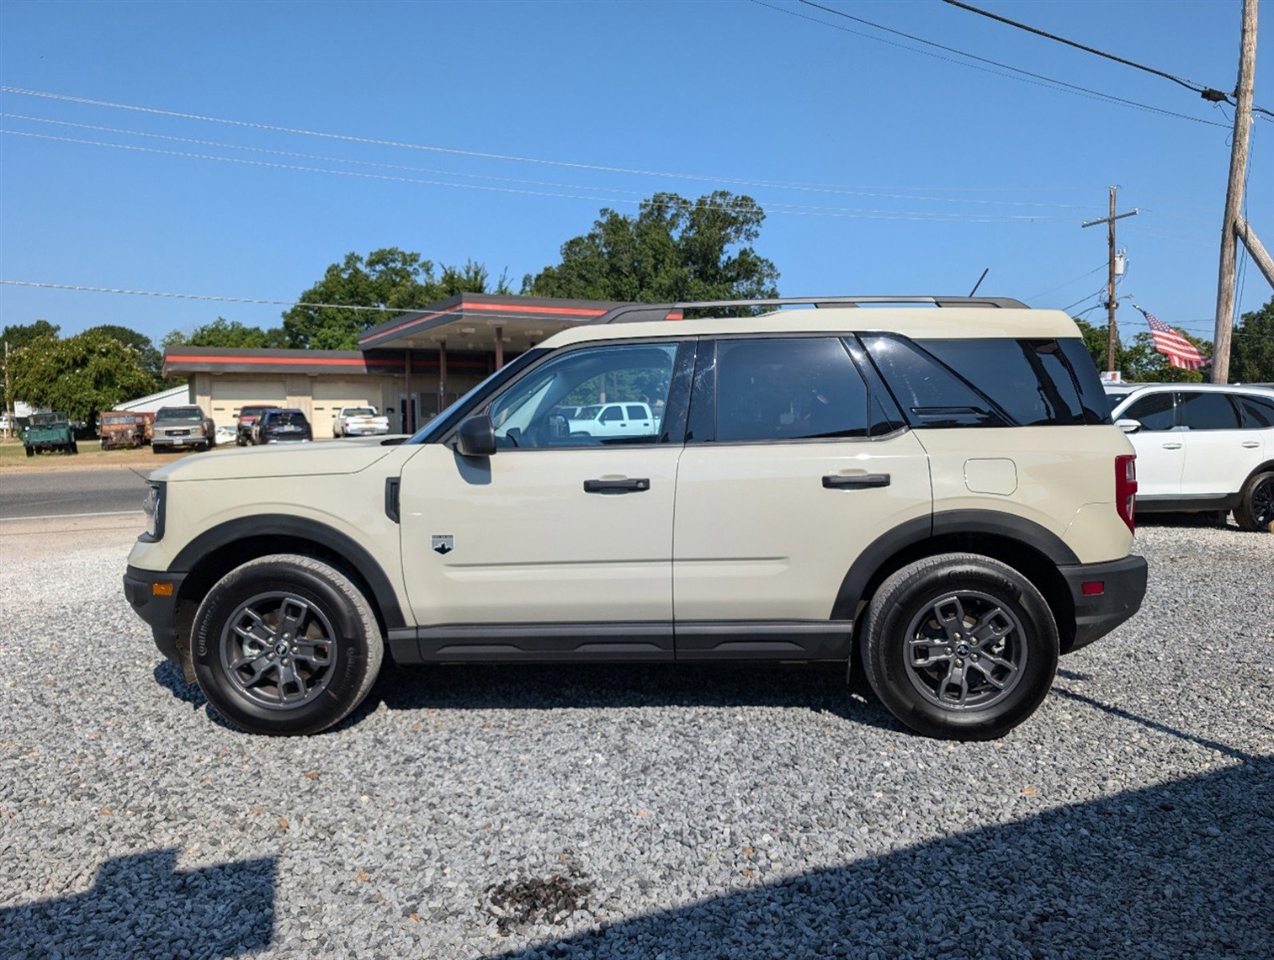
top-left (124, 296), bottom-right (1147, 740)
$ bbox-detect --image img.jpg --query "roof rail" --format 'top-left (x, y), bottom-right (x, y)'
top-left (592, 295), bottom-right (1030, 324)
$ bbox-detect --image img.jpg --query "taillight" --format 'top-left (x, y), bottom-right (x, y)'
top-left (1115, 454), bottom-right (1137, 533)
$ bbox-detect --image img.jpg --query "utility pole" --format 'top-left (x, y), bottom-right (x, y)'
top-left (1081, 187), bottom-right (1138, 372)
top-left (1213, 0), bottom-right (1259, 385)
top-left (3, 340), bottom-right (12, 439)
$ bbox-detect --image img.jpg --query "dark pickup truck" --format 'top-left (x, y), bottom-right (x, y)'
top-left (22, 411), bottom-right (78, 456)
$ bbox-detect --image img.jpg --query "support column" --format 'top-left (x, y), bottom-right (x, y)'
top-left (403, 349), bottom-right (413, 433)
top-left (438, 340), bottom-right (448, 415)
top-left (494, 326), bottom-right (504, 369)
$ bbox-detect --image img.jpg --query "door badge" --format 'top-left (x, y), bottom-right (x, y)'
top-left (431, 535), bottom-right (454, 556)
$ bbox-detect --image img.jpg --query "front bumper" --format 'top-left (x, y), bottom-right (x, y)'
top-left (123, 566), bottom-right (187, 665)
top-left (152, 436), bottom-right (206, 448)
top-left (1058, 554), bottom-right (1148, 653)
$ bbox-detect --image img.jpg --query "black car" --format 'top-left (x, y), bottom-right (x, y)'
top-left (256, 408), bottom-right (313, 444)
top-left (236, 405), bottom-right (279, 446)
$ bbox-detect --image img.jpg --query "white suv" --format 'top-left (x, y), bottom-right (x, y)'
top-left (124, 296), bottom-right (1147, 740)
top-left (1108, 383), bottom-right (1274, 532)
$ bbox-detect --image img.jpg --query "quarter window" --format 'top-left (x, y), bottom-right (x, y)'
top-left (1177, 392), bottom-right (1240, 431)
top-left (714, 338), bottom-right (870, 442)
top-left (1237, 394), bottom-right (1274, 428)
top-left (860, 335), bottom-right (1008, 427)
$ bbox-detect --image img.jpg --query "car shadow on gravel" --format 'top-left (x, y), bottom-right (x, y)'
top-left (364, 662), bottom-right (912, 735)
top-left (480, 755), bottom-right (1273, 960)
top-left (0, 848), bottom-right (275, 959)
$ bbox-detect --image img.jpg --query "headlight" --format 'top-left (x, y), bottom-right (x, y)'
top-left (140, 481), bottom-right (165, 542)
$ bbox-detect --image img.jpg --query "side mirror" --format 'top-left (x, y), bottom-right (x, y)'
top-left (1116, 418), bottom-right (1142, 434)
top-left (455, 415), bottom-right (497, 457)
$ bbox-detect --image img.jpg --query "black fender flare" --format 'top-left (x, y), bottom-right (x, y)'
top-left (171, 514), bottom-right (406, 628)
top-left (831, 510), bottom-right (1079, 621)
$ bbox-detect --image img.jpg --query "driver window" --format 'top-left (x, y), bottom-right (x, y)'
top-left (487, 343), bottom-right (678, 449)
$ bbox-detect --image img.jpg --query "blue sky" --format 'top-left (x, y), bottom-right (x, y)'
top-left (1, 0), bottom-right (1271, 350)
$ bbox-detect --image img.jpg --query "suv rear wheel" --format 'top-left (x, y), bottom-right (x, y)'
top-left (1234, 470), bottom-right (1274, 533)
top-left (861, 553), bottom-right (1059, 740)
top-left (191, 554), bottom-right (384, 735)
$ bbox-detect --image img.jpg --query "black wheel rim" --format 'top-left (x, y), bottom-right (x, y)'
top-left (903, 590), bottom-right (1027, 710)
top-left (1252, 477), bottom-right (1274, 529)
top-left (219, 591), bottom-right (337, 710)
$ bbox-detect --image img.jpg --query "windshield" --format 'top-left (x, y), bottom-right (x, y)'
top-left (157, 408), bottom-right (203, 421)
top-left (102, 415), bottom-right (133, 425)
top-left (576, 405), bottom-right (603, 420)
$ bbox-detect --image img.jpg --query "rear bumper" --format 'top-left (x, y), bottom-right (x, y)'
top-left (123, 566), bottom-right (187, 664)
top-left (1058, 554), bottom-right (1148, 653)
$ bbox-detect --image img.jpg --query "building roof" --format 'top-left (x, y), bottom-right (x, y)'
top-left (357, 292), bottom-right (624, 352)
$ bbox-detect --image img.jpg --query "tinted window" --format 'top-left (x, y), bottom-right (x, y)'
top-left (860, 335), bottom-right (1008, 428)
top-left (917, 339), bottom-right (1086, 426)
top-left (1123, 393), bottom-right (1175, 431)
top-left (1237, 394), bottom-right (1274, 428)
top-left (1056, 339), bottom-right (1114, 424)
top-left (600, 406), bottom-right (623, 422)
top-left (715, 338), bottom-right (869, 442)
top-left (626, 405), bottom-right (648, 420)
top-left (1177, 392), bottom-right (1240, 430)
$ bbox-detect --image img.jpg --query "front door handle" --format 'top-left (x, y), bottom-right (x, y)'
top-left (584, 478), bottom-right (650, 493)
top-left (823, 473), bottom-right (891, 489)
top-left (1162, 442), bottom-right (1184, 450)
top-left (1241, 440), bottom-right (1261, 448)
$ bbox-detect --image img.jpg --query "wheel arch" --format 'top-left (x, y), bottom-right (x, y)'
top-left (1242, 459), bottom-right (1274, 488)
top-left (834, 511), bottom-right (1080, 655)
top-left (170, 516), bottom-right (405, 675)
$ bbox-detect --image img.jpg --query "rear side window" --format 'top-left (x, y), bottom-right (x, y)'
top-left (1177, 392), bottom-right (1240, 430)
top-left (859, 335), bottom-right (1008, 427)
top-left (715, 337), bottom-right (869, 442)
top-left (1123, 393), bottom-right (1175, 431)
top-left (1056, 339), bottom-right (1114, 424)
top-left (1237, 394), bottom-right (1274, 427)
top-left (917, 339), bottom-right (1088, 426)
top-left (626, 405), bottom-right (649, 420)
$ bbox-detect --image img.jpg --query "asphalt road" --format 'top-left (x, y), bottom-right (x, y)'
top-left (0, 467), bottom-right (151, 519)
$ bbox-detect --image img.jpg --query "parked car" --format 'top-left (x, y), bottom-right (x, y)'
top-left (22, 411), bottom-right (77, 456)
top-left (152, 406), bottom-right (216, 454)
top-left (99, 411), bottom-right (151, 450)
top-left (256, 408), bottom-right (313, 444)
top-left (333, 405), bottom-right (389, 438)
top-left (565, 402), bottom-right (658, 440)
top-left (125, 295), bottom-right (1146, 740)
top-left (235, 405), bottom-right (279, 446)
top-left (1108, 382), bottom-right (1274, 532)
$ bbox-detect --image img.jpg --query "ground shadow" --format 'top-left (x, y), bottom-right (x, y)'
top-left (366, 660), bottom-right (909, 733)
top-left (0, 848), bottom-right (275, 959)
top-left (480, 755), bottom-right (1273, 959)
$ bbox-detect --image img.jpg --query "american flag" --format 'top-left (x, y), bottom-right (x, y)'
top-left (1139, 308), bottom-right (1209, 370)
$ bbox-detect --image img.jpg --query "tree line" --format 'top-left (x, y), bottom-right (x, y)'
top-left (3, 189), bottom-right (1272, 428)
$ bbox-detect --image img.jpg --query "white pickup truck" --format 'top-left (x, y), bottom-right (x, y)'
top-left (333, 406), bottom-right (390, 438)
top-left (565, 402), bottom-right (658, 439)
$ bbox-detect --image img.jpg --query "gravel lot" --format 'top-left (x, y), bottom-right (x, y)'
top-left (1, 515), bottom-right (1270, 959)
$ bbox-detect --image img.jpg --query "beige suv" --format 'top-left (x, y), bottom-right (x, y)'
top-left (123, 297), bottom-right (1147, 740)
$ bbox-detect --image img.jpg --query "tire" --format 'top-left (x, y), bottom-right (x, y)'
top-left (24, 445), bottom-right (33, 458)
top-left (153, 445), bottom-right (163, 455)
top-left (191, 554), bottom-right (384, 735)
top-left (1234, 470), bottom-right (1274, 533)
top-left (69, 441), bottom-right (78, 455)
top-left (860, 553), bottom-right (1059, 741)
top-left (236, 435), bottom-right (246, 447)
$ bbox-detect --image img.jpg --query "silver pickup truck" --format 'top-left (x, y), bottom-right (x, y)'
top-left (151, 405), bottom-right (216, 454)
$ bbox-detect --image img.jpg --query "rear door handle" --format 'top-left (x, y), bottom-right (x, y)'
top-left (823, 473), bottom-right (891, 489)
top-left (1162, 442), bottom-right (1184, 450)
top-left (584, 478), bottom-right (650, 493)
top-left (1241, 440), bottom-right (1261, 448)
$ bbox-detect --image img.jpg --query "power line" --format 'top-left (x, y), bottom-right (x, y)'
top-left (752, 1), bottom-right (1230, 128)
top-left (0, 128), bottom-right (1076, 222)
top-left (942, 0), bottom-right (1274, 119)
top-left (0, 85), bottom-right (1108, 199)
top-left (0, 279), bottom-right (424, 312)
top-left (0, 112), bottom-right (1100, 211)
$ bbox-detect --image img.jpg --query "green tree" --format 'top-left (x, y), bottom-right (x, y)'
top-left (164, 317), bottom-right (289, 350)
top-left (9, 329), bottom-right (158, 425)
top-left (1229, 296), bottom-right (1274, 383)
top-left (523, 191), bottom-right (780, 308)
top-left (281, 249), bottom-right (509, 350)
top-left (2, 319), bottom-right (60, 410)
top-left (82, 324), bottom-right (164, 386)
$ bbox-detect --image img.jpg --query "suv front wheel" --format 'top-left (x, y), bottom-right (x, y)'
top-left (191, 554), bottom-right (384, 735)
top-left (860, 553), bottom-right (1059, 741)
